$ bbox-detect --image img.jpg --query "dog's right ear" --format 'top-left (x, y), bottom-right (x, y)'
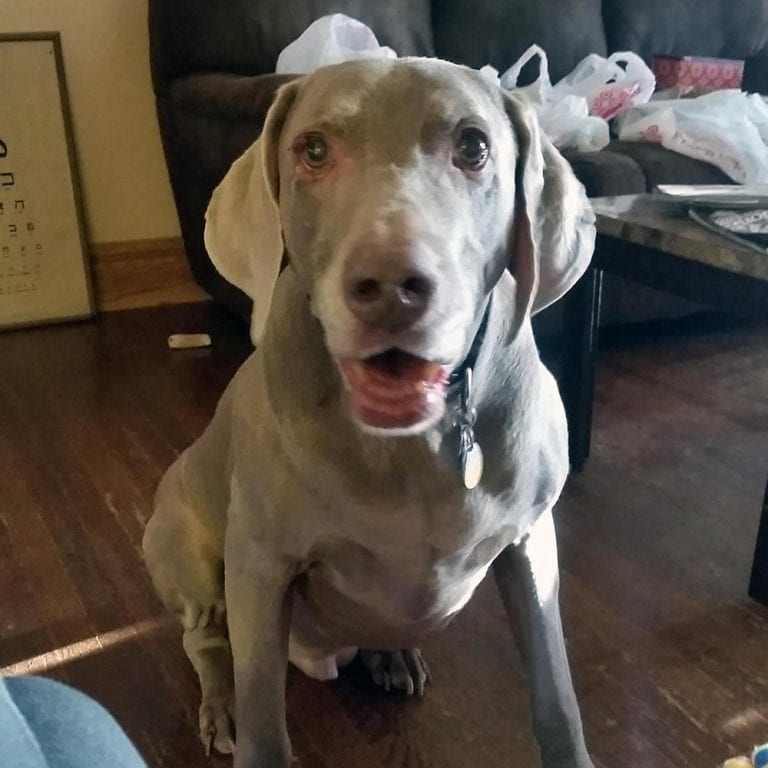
top-left (204, 79), bottom-right (301, 344)
top-left (502, 91), bottom-right (595, 336)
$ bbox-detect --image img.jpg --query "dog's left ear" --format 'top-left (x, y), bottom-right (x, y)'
top-left (204, 79), bottom-right (302, 344)
top-left (503, 92), bottom-right (596, 335)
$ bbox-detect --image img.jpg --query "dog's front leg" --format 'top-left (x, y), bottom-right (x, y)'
top-left (493, 510), bottom-right (595, 768)
top-left (225, 522), bottom-right (296, 768)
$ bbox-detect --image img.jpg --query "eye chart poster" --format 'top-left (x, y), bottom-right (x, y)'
top-left (0, 34), bottom-right (93, 330)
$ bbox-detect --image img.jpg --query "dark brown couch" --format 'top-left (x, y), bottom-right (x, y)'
top-left (149, 0), bottom-right (768, 323)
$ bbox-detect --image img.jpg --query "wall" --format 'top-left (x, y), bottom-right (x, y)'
top-left (0, 0), bottom-right (181, 244)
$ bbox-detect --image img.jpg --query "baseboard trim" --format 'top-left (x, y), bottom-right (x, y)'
top-left (90, 237), bottom-right (209, 312)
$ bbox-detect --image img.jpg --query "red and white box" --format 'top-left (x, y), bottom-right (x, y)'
top-left (652, 55), bottom-right (744, 96)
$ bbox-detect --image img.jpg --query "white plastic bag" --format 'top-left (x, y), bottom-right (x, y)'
top-left (617, 90), bottom-right (768, 184)
top-left (499, 45), bottom-right (609, 152)
top-left (499, 44), bottom-right (554, 103)
top-left (497, 46), bottom-right (655, 151)
top-left (551, 52), bottom-right (656, 120)
top-left (276, 14), bottom-right (396, 74)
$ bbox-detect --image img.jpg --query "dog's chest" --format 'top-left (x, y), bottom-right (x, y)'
top-left (301, 491), bottom-right (514, 637)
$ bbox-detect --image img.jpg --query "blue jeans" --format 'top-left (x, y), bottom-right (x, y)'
top-left (0, 676), bottom-right (146, 767)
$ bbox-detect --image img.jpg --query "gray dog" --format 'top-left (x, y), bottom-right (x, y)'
top-left (143, 58), bottom-right (597, 768)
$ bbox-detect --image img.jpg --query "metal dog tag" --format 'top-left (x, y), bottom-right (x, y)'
top-left (458, 368), bottom-right (484, 490)
top-left (461, 437), bottom-right (484, 490)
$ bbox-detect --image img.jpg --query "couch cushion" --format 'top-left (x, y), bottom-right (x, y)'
top-left (745, 50), bottom-right (768, 93)
top-left (603, 0), bottom-right (768, 64)
top-left (607, 141), bottom-right (732, 190)
top-left (564, 149), bottom-right (646, 197)
top-left (433, 0), bottom-right (606, 84)
top-left (150, 0), bottom-right (434, 93)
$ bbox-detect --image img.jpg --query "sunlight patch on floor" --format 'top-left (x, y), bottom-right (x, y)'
top-left (1, 618), bottom-right (164, 676)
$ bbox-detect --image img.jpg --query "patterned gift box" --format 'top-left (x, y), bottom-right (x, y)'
top-left (652, 55), bottom-right (744, 95)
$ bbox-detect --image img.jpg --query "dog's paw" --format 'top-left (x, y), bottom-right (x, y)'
top-left (199, 696), bottom-right (235, 756)
top-left (360, 648), bottom-right (429, 697)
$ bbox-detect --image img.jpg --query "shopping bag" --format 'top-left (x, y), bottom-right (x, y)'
top-left (618, 90), bottom-right (768, 184)
top-left (276, 14), bottom-right (396, 74)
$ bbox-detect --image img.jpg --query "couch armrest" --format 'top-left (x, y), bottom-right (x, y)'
top-left (157, 73), bottom-right (298, 316)
top-left (168, 72), bottom-right (298, 124)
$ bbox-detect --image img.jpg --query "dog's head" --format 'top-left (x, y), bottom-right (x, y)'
top-left (205, 59), bottom-right (594, 435)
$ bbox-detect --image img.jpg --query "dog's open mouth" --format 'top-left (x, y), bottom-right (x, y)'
top-left (339, 349), bottom-right (450, 430)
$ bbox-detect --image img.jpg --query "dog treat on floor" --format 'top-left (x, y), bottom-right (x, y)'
top-left (167, 333), bottom-right (211, 349)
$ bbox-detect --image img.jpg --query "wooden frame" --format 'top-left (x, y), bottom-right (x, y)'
top-left (0, 32), bottom-right (94, 330)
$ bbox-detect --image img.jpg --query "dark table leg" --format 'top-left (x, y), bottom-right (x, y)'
top-left (749, 477), bottom-right (768, 606)
top-left (560, 267), bottom-right (602, 473)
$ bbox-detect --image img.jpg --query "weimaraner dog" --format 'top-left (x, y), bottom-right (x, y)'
top-left (143, 58), bottom-right (597, 768)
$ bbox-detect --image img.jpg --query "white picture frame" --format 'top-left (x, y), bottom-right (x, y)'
top-left (0, 32), bottom-right (94, 330)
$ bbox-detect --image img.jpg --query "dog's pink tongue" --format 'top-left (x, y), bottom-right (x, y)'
top-left (340, 352), bottom-right (449, 429)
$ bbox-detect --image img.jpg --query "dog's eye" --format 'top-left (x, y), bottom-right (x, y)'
top-left (303, 135), bottom-right (329, 168)
top-left (454, 128), bottom-right (490, 171)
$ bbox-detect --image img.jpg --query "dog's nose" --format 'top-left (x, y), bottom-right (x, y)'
top-left (343, 264), bottom-right (435, 330)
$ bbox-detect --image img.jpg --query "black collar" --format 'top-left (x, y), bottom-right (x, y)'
top-left (447, 296), bottom-right (492, 397)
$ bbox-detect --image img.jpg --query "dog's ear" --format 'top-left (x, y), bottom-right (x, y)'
top-left (204, 80), bottom-right (301, 344)
top-left (503, 92), bottom-right (596, 335)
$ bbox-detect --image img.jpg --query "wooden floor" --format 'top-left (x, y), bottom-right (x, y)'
top-left (1, 303), bottom-right (766, 768)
